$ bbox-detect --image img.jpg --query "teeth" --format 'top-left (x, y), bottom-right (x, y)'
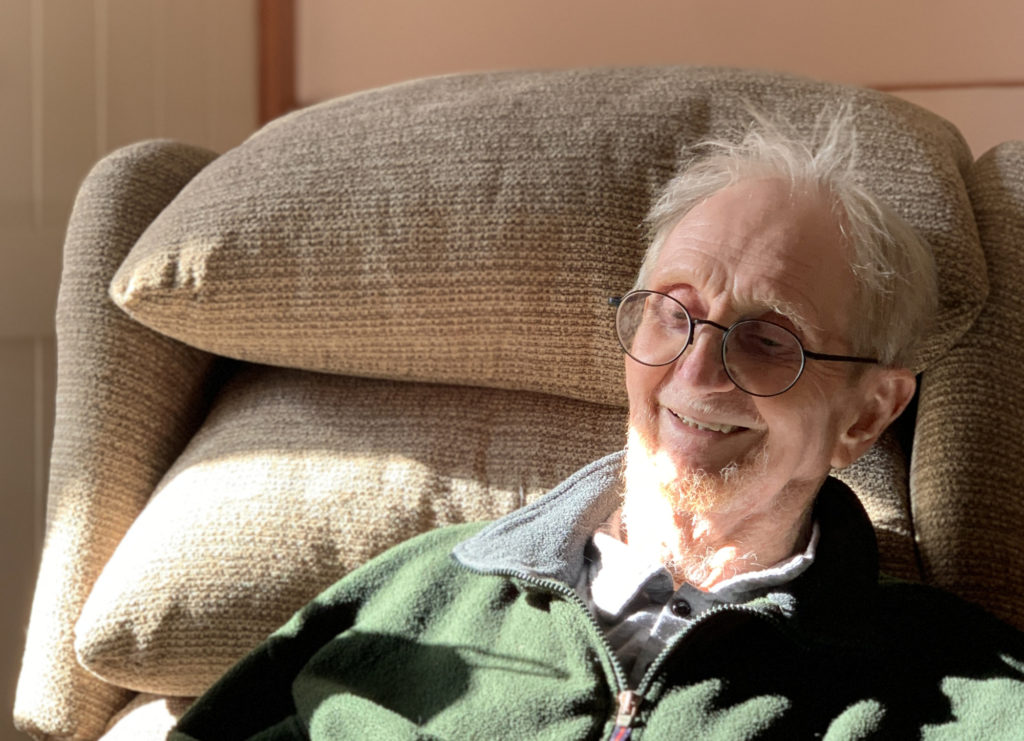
top-left (672, 411), bottom-right (738, 434)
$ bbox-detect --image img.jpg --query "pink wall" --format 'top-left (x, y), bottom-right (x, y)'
top-left (296, 0), bottom-right (1024, 156)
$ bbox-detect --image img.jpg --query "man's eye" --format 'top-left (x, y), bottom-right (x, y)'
top-left (733, 324), bottom-right (800, 360)
top-left (657, 310), bottom-right (689, 331)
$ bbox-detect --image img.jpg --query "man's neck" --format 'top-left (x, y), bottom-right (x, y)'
top-left (615, 487), bottom-right (816, 590)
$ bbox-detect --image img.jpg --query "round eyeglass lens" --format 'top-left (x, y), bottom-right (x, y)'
top-left (722, 320), bottom-right (806, 396)
top-left (615, 292), bottom-right (692, 366)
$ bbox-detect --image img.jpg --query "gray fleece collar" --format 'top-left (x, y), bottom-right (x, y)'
top-left (452, 450), bottom-right (626, 585)
top-left (452, 449), bottom-right (880, 627)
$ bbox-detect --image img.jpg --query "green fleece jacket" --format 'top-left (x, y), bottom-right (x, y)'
top-left (172, 452), bottom-right (1024, 740)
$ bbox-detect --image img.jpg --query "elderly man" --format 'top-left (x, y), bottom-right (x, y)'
top-left (172, 116), bottom-right (1024, 739)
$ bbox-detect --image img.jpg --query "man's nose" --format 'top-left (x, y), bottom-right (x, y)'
top-left (673, 326), bottom-right (734, 392)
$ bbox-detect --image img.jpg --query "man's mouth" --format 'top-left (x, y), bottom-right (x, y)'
top-left (668, 409), bottom-right (745, 435)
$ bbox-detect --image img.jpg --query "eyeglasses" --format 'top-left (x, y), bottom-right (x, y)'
top-left (612, 290), bottom-right (879, 397)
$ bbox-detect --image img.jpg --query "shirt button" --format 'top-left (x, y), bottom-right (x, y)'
top-left (670, 599), bottom-right (692, 618)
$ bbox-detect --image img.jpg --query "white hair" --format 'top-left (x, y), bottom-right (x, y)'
top-left (637, 108), bottom-right (937, 368)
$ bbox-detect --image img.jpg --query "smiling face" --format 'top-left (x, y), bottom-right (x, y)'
top-left (625, 177), bottom-right (891, 517)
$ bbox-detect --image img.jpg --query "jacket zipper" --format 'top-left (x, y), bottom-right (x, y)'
top-left (461, 568), bottom-right (792, 740)
top-left (610, 689), bottom-right (643, 739)
top-left (634, 602), bottom-right (791, 691)
top-left (617, 602), bottom-right (792, 737)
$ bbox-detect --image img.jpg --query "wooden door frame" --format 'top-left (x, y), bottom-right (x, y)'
top-left (259, 0), bottom-right (295, 125)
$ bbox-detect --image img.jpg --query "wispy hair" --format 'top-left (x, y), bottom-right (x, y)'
top-left (637, 107), bottom-right (937, 368)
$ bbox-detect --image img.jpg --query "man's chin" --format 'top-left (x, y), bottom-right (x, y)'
top-left (623, 424), bottom-right (762, 517)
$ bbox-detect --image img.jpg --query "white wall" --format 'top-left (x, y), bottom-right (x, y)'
top-left (296, 0), bottom-right (1024, 157)
top-left (0, 2), bottom-right (258, 736)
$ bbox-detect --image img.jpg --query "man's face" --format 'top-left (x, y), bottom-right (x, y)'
top-left (625, 177), bottom-right (875, 516)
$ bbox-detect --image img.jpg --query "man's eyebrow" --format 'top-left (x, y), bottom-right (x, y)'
top-left (755, 296), bottom-right (818, 337)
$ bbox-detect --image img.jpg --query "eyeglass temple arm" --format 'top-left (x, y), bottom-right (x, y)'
top-left (803, 350), bottom-right (879, 364)
top-left (608, 296), bottom-right (623, 308)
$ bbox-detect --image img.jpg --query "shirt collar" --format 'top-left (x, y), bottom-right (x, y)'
top-left (586, 522), bottom-right (821, 620)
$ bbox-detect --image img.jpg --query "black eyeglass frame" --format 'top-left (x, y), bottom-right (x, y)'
top-left (609, 290), bottom-right (880, 397)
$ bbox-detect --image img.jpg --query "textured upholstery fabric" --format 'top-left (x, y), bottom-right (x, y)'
top-left (110, 67), bottom-right (982, 409)
top-left (13, 142), bottom-right (220, 741)
top-left (912, 142), bottom-right (1024, 630)
top-left (73, 366), bottom-right (626, 696)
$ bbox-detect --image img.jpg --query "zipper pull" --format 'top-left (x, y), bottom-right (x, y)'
top-left (610, 690), bottom-right (642, 740)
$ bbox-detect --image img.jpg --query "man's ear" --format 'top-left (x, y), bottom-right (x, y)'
top-left (830, 367), bottom-right (917, 470)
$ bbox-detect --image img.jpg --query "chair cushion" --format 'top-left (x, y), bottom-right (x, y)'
top-left (110, 67), bottom-right (984, 409)
top-left (73, 366), bottom-right (626, 696)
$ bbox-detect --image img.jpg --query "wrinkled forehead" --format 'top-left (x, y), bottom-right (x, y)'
top-left (648, 180), bottom-right (857, 340)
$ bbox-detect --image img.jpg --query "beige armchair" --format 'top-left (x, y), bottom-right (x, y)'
top-left (14, 66), bottom-right (1024, 740)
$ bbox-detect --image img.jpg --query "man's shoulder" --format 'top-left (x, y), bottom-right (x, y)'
top-left (875, 575), bottom-right (1019, 629)
top-left (274, 521), bottom-right (493, 638)
top-left (874, 575), bottom-right (1024, 670)
top-left (863, 577), bottom-right (1024, 735)
top-left (346, 520), bottom-right (491, 585)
